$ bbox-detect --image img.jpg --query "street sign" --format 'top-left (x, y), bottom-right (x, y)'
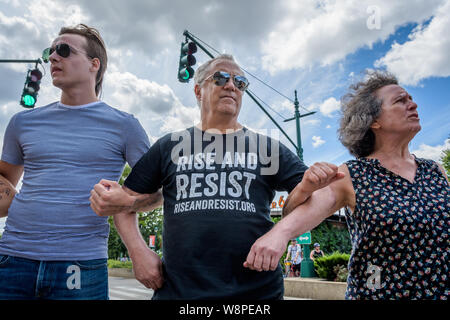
top-left (149, 235), bottom-right (156, 248)
top-left (296, 231), bottom-right (311, 244)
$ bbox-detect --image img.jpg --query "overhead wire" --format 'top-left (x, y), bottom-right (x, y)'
top-left (187, 32), bottom-right (312, 118)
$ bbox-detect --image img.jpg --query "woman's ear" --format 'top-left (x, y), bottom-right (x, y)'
top-left (370, 120), bottom-right (381, 130)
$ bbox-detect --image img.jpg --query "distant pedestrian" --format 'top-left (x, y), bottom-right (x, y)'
top-left (310, 243), bottom-right (324, 261)
top-left (286, 239), bottom-right (302, 277)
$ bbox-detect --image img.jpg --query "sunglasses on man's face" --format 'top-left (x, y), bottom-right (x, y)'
top-left (204, 71), bottom-right (249, 91)
top-left (41, 43), bottom-right (90, 63)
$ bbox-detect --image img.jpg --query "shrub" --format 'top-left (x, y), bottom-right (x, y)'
top-left (311, 221), bottom-right (351, 254)
top-left (107, 259), bottom-right (133, 269)
top-left (314, 251), bottom-right (350, 282)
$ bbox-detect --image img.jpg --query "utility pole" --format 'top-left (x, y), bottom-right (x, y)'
top-left (283, 90), bottom-right (316, 161)
top-left (284, 90), bottom-right (316, 278)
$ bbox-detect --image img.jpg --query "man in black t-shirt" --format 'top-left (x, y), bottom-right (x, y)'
top-left (90, 54), bottom-right (340, 299)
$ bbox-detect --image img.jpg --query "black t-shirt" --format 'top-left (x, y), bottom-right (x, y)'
top-left (124, 126), bottom-right (308, 299)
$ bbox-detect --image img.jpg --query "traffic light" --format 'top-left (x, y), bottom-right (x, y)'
top-left (20, 68), bottom-right (42, 108)
top-left (178, 40), bottom-right (197, 83)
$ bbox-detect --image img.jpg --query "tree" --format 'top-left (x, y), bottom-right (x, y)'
top-left (441, 149), bottom-right (450, 180)
top-left (311, 221), bottom-right (351, 255)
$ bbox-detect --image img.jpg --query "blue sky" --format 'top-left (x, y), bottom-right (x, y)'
top-left (1, 0), bottom-right (449, 231)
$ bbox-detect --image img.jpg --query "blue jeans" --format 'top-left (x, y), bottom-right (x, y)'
top-left (0, 255), bottom-right (108, 300)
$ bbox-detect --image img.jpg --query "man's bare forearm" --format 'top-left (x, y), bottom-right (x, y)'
top-left (277, 186), bottom-right (337, 240)
top-left (113, 211), bottom-right (147, 255)
top-left (129, 189), bottom-right (163, 213)
top-left (283, 162), bottom-right (346, 218)
top-left (282, 185), bottom-right (311, 218)
top-left (90, 181), bottom-right (163, 216)
top-left (0, 175), bottom-right (17, 218)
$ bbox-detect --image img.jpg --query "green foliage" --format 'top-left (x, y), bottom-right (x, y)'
top-left (441, 149), bottom-right (450, 180)
top-left (108, 208), bottom-right (164, 259)
top-left (137, 208), bottom-right (164, 257)
top-left (107, 259), bottom-right (133, 269)
top-left (108, 216), bottom-right (128, 259)
top-left (314, 251), bottom-right (350, 282)
top-left (311, 221), bottom-right (351, 254)
top-left (118, 163), bottom-right (132, 186)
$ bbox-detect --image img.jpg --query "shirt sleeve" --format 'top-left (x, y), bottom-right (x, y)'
top-left (272, 141), bottom-right (308, 192)
top-left (123, 115), bottom-right (151, 168)
top-left (1, 113), bottom-right (24, 165)
top-left (124, 138), bottom-right (162, 194)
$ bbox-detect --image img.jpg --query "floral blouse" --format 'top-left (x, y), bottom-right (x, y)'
top-left (344, 157), bottom-right (449, 299)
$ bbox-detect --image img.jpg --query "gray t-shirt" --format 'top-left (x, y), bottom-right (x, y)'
top-left (0, 101), bottom-right (150, 260)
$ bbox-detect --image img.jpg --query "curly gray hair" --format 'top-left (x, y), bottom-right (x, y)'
top-left (338, 70), bottom-right (398, 157)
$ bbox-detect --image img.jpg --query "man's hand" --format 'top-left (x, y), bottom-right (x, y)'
top-left (130, 246), bottom-right (164, 290)
top-left (90, 179), bottom-right (134, 216)
top-left (243, 229), bottom-right (289, 272)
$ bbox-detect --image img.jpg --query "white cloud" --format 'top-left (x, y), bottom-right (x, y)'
top-left (375, 0), bottom-right (450, 85)
top-left (304, 119), bottom-right (321, 126)
top-left (261, 0), bottom-right (444, 74)
top-left (319, 97), bottom-right (340, 117)
top-left (102, 70), bottom-right (196, 139)
top-left (161, 105), bottom-right (200, 134)
top-left (412, 139), bottom-right (450, 163)
top-left (312, 135), bottom-right (325, 148)
top-left (105, 71), bottom-right (180, 115)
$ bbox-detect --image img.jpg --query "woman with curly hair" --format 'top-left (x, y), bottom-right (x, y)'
top-left (244, 70), bottom-right (449, 300)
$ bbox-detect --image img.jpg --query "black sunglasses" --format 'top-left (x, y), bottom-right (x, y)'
top-left (204, 71), bottom-right (249, 91)
top-left (41, 43), bottom-right (90, 63)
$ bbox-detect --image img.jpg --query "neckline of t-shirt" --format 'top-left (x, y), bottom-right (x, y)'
top-left (192, 125), bottom-right (247, 137)
top-left (57, 101), bottom-right (103, 110)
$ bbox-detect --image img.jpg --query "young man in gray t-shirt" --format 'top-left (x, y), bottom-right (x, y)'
top-left (0, 24), bottom-right (152, 300)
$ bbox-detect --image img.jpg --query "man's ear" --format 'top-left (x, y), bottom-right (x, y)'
top-left (194, 84), bottom-right (201, 101)
top-left (90, 57), bottom-right (101, 73)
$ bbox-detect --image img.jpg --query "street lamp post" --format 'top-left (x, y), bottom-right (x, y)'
top-left (284, 91), bottom-right (316, 278)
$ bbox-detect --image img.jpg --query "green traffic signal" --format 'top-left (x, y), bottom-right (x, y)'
top-left (179, 67), bottom-right (194, 80)
top-left (182, 69), bottom-right (190, 80)
top-left (178, 40), bottom-right (197, 83)
top-left (22, 94), bottom-right (35, 107)
top-left (20, 68), bottom-right (42, 108)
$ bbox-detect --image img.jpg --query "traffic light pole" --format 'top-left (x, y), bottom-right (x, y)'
top-left (0, 59), bottom-right (42, 67)
top-left (1, 59), bottom-right (43, 108)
